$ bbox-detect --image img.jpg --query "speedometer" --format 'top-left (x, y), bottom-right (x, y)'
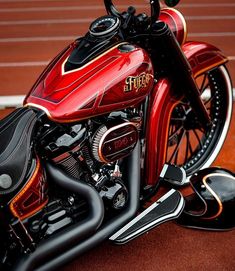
top-left (89, 15), bottom-right (120, 36)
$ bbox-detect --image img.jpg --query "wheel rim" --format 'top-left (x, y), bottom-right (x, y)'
top-left (166, 66), bottom-right (233, 176)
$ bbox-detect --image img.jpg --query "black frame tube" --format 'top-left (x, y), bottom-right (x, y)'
top-left (150, 21), bottom-right (211, 129)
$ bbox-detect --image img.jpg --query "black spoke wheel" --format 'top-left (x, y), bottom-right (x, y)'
top-left (167, 65), bottom-right (233, 177)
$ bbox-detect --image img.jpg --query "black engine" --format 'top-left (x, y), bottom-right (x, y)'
top-left (26, 110), bottom-right (141, 241)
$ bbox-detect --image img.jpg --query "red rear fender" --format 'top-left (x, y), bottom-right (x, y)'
top-left (182, 41), bottom-right (228, 78)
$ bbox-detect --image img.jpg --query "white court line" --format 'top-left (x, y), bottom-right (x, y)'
top-left (0, 89), bottom-right (234, 109)
top-left (1, 33), bottom-right (235, 43)
top-left (0, 95), bottom-right (24, 108)
top-left (0, 61), bottom-right (49, 67)
top-left (188, 32), bottom-right (235, 37)
top-left (0, 56), bottom-right (235, 68)
top-left (0, 18), bottom-right (93, 25)
top-left (185, 15), bottom-right (235, 20)
top-left (0, 1), bottom-right (235, 7)
top-left (1, 15), bottom-right (235, 26)
top-left (1, 3), bottom-right (231, 13)
top-left (0, 7), bottom-right (96, 12)
top-left (0, 36), bottom-right (78, 43)
top-left (0, 5), bottom-right (147, 12)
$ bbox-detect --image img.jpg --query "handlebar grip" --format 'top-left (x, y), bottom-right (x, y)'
top-left (150, 0), bottom-right (160, 23)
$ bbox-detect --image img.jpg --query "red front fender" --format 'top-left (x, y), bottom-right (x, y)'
top-left (182, 41), bottom-right (228, 78)
top-left (145, 41), bottom-right (228, 186)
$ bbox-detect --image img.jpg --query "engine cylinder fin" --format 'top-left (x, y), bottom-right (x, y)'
top-left (56, 155), bottom-right (81, 179)
top-left (92, 125), bottom-right (108, 162)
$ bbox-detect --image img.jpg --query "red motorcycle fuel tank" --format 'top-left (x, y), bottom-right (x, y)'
top-left (25, 42), bottom-right (154, 123)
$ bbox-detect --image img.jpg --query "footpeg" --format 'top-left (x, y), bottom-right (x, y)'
top-left (160, 164), bottom-right (187, 187)
top-left (109, 189), bottom-right (184, 244)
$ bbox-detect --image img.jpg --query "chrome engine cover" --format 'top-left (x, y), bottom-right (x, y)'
top-left (92, 122), bottom-right (138, 163)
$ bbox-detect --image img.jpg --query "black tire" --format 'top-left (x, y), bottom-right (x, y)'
top-left (166, 65), bottom-right (233, 177)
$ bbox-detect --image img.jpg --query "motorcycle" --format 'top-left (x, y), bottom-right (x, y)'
top-left (0, 0), bottom-right (233, 270)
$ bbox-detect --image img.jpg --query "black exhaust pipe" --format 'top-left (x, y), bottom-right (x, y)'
top-left (13, 141), bottom-right (140, 271)
top-left (12, 162), bottom-right (105, 271)
top-left (36, 141), bottom-right (141, 271)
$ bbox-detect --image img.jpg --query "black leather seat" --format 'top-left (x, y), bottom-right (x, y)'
top-left (0, 108), bottom-right (37, 196)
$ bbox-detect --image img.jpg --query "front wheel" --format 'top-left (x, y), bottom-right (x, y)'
top-left (166, 65), bottom-right (233, 176)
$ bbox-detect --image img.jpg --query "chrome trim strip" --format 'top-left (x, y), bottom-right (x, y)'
top-left (98, 122), bottom-right (137, 163)
top-left (122, 195), bottom-right (184, 242)
top-left (109, 189), bottom-right (183, 242)
top-left (160, 164), bottom-right (169, 179)
top-left (24, 102), bottom-right (52, 118)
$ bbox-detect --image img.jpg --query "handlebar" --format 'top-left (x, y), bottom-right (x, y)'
top-left (104, 0), bottom-right (180, 22)
top-left (104, 0), bottom-right (121, 17)
top-left (104, 0), bottom-right (161, 22)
